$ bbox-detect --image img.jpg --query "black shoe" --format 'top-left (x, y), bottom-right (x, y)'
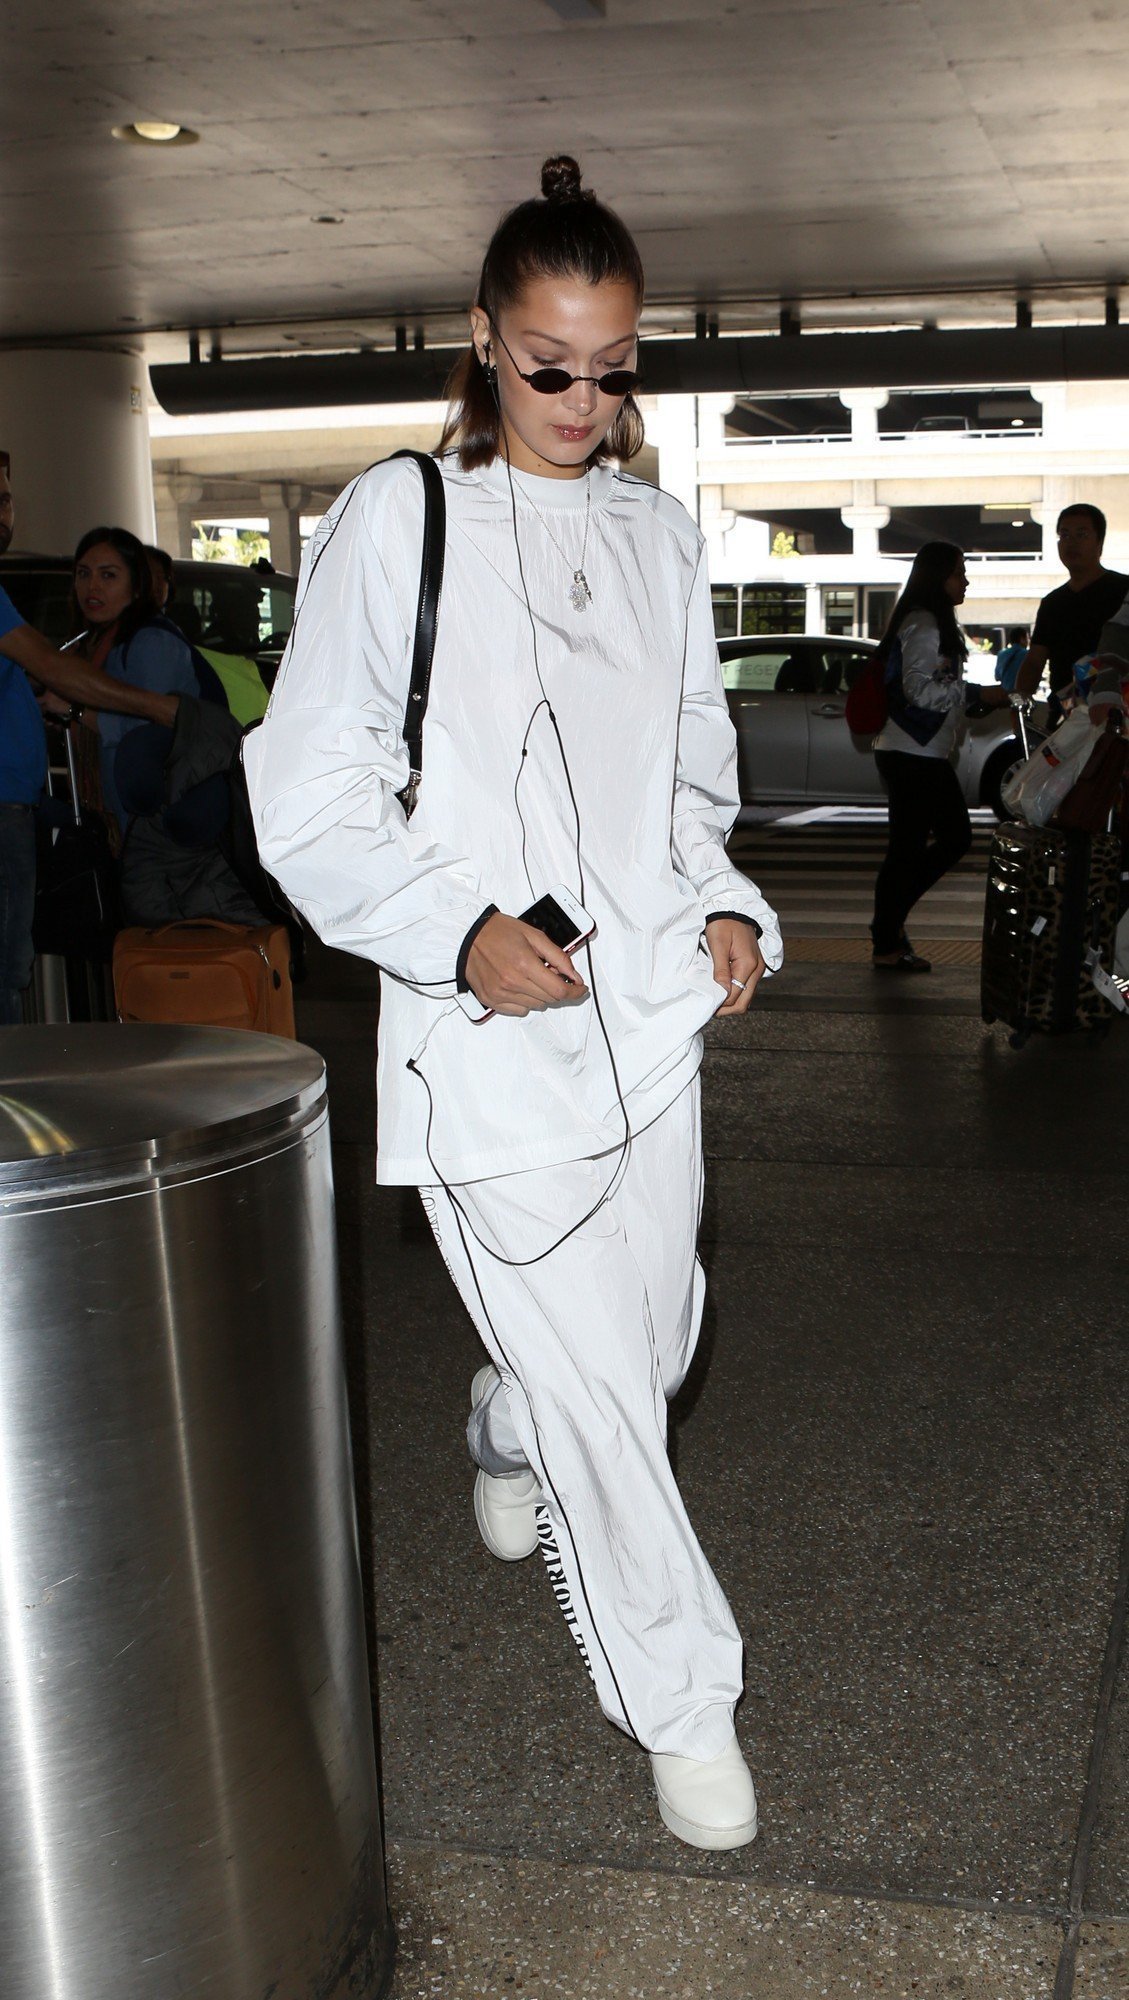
top-left (872, 949), bottom-right (932, 973)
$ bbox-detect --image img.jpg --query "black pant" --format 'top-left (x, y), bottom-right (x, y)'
top-left (871, 751), bottom-right (972, 954)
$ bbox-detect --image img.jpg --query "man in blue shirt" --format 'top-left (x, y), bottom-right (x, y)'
top-left (0, 572), bottom-right (46, 1022)
top-left (0, 466), bottom-right (179, 1022)
top-left (994, 625), bottom-right (1031, 693)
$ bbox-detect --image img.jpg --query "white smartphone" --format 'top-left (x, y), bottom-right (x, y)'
top-left (457, 884), bottom-right (595, 1024)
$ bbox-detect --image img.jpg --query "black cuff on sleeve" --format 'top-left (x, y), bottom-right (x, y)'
top-left (456, 904), bottom-right (499, 992)
top-left (705, 908), bottom-right (762, 939)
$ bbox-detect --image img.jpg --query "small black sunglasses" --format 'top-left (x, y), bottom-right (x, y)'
top-left (489, 324), bottom-right (641, 398)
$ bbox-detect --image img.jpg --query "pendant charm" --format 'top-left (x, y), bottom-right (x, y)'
top-left (570, 569), bottom-right (592, 612)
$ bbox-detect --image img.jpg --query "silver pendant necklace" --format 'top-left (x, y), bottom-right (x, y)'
top-left (514, 470), bottom-right (592, 611)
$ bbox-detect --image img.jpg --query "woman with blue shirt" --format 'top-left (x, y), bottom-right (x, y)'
top-left (70, 527), bottom-right (206, 831)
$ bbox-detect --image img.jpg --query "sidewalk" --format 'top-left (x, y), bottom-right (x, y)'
top-left (299, 947), bottom-right (1129, 2000)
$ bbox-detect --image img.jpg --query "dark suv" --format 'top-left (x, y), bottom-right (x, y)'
top-left (0, 554), bottom-right (296, 691)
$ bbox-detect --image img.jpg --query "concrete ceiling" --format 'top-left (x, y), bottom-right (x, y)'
top-left (6, 0), bottom-right (1129, 360)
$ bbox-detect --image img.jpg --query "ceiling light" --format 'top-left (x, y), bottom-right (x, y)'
top-left (1011, 417), bottom-right (1025, 427)
top-left (112, 120), bottom-right (199, 146)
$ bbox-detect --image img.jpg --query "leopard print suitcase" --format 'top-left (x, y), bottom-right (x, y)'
top-left (981, 824), bottom-right (1120, 1046)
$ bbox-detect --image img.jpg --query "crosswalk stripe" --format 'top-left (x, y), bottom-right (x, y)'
top-left (727, 806), bottom-right (992, 948)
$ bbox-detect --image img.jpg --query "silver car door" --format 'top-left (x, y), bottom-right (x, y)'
top-left (722, 648), bottom-right (811, 799)
top-left (805, 646), bottom-right (885, 802)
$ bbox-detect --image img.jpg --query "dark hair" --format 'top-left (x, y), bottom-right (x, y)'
top-left (877, 540), bottom-right (967, 666)
top-left (73, 524), bottom-right (157, 646)
top-left (439, 154), bottom-right (646, 471)
top-left (144, 543), bottom-right (174, 579)
top-left (1006, 625), bottom-right (1030, 646)
top-left (1057, 502), bottom-right (1107, 543)
top-left (144, 542), bottom-right (176, 608)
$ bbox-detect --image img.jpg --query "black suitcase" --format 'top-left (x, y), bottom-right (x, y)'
top-left (33, 719), bottom-right (119, 957)
top-left (980, 822), bottom-right (1121, 1046)
top-left (29, 719), bottom-right (118, 1022)
top-left (33, 802), bottom-right (118, 958)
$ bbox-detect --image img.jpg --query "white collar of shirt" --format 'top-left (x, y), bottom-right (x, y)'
top-left (470, 455), bottom-right (617, 513)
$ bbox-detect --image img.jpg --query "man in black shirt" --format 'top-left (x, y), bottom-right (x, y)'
top-left (1016, 504), bottom-right (1129, 698)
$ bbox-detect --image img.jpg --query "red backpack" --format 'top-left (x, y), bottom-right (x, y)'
top-left (845, 652), bottom-right (888, 735)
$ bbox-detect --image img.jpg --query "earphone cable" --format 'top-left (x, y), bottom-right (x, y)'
top-left (405, 413), bottom-right (635, 1269)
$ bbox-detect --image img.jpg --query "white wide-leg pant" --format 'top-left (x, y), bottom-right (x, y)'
top-left (419, 1077), bottom-right (743, 1760)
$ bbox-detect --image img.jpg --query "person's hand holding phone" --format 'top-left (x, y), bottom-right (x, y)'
top-left (465, 912), bottom-right (589, 1018)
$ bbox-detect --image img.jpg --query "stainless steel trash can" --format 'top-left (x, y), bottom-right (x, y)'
top-left (0, 1025), bottom-right (392, 1999)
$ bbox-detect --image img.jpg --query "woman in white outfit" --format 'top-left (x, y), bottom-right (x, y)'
top-left (245, 155), bottom-right (782, 1850)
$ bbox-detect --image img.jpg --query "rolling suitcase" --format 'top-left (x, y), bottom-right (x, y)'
top-left (980, 823), bottom-right (1122, 1046)
top-left (31, 717), bottom-right (118, 1023)
top-left (113, 918), bottom-right (296, 1037)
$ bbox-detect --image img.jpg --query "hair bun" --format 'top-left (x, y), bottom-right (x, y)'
top-left (540, 154), bottom-right (590, 205)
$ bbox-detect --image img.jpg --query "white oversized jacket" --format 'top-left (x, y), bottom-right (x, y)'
top-left (245, 454), bottom-right (782, 1184)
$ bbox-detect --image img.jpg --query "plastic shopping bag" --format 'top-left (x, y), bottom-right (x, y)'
top-left (1001, 707), bottom-right (1101, 825)
top-left (1056, 716), bottom-right (1129, 834)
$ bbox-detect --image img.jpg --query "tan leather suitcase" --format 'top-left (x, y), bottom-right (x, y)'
top-left (113, 919), bottom-right (296, 1037)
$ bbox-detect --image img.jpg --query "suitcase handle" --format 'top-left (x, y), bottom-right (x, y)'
top-left (142, 919), bottom-right (254, 940)
top-left (1009, 694), bottom-right (1033, 760)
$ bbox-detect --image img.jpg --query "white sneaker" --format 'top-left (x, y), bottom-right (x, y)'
top-left (470, 1365), bottom-right (541, 1562)
top-left (650, 1733), bottom-right (759, 1851)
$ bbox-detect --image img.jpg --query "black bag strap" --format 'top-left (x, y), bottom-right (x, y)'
top-left (389, 449), bottom-right (446, 817)
top-left (222, 450), bottom-right (445, 951)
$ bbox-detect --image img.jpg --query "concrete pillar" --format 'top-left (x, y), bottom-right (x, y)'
top-left (839, 387), bottom-right (889, 443)
top-left (0, 349), bottom-right (155, 555)
top-left (152, 472), bottom-right (204, 558)
top-left (1030, 382), bottom-right (1066, 442)
top-left (841, 478), bottom-right (890, 559)
top-left (643, 395), bottom-right (698, 519)
top-left (153, 471), bottom-right (204, 558)
top-left (262, 481), bottom-right (306, 575)
top-left (1032, 475), bottom-right (1072, 565)
top-left (698, 485), bottom-right (735, 571)
top-left (695, 394), bottom-right (736, 454)
top-left (152, 474), bottom-right (178, 557)
top-left (177, 497), bottom-right (205, 559)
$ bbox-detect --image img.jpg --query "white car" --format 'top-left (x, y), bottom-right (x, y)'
top-left (720, 633), bottom-right (1037, 818)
